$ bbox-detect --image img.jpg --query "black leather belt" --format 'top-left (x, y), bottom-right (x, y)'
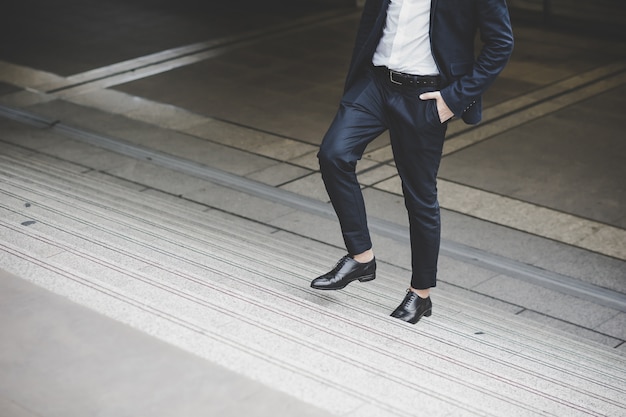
top-left (374, 66), bottom-right (440, 88)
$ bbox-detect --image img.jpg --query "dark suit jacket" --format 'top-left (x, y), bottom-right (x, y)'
top-left (345, 0), bottom-right (514, 125)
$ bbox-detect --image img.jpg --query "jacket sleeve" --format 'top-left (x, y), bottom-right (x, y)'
top-left (440, 0), bottom-right (514, 121)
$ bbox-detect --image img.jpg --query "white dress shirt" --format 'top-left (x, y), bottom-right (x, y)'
top-left (372, 0), bottom-right (439, 75)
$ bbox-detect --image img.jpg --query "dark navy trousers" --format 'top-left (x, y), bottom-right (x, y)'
top-left (318, 68), bottom-right (448, 290)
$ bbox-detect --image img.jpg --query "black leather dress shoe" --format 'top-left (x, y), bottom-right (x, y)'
top-left (390, 289), bottom-right (432, 324)
top-left (310, 255), bottom-right (376, 290)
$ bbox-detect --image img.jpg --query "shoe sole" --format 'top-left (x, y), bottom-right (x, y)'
top-left (407, 308), bottom-right (432, 324)
top-left (358, 274), bottom-right (376, 283)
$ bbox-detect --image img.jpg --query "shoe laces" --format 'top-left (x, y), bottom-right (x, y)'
top-left (331, 255), bottom-right (351, 272)
top-left (403, 289), bottom-right (418, 307)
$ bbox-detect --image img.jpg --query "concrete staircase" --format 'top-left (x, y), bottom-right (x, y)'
top-left (1, 143), bottom-right (625, 417)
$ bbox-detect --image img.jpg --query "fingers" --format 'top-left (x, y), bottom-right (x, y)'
top-left (419, 91), bottom-right (440, 100)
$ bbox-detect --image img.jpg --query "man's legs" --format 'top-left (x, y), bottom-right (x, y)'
top-left (318, 72), bottom-right (386, 258)
top-left (310, 72), bottom-right (386, 291)
top-left (345, 81), bottom-right (444, 324)
top-left (312, 70), bottom-right (446, 325)
top-left (387, 86), bottom-right (447, 297)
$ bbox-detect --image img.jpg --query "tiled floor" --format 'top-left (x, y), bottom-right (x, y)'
top-left (439, 85), bottom-right (626, 228)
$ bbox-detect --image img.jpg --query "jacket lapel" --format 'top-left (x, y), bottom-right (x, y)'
top-left (430, 0), bottom-right (438, 32)
top-left (380, 0), bottom-right (391, 20)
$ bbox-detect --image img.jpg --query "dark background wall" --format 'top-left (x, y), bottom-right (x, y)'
top-left (507, 0), bottom-right (625, 37)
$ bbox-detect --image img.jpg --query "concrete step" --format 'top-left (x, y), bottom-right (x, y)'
top-left (1, 145), bottom-right (622, 363)
top-left (1, 148), bottom-right (625, 416)
top-left (2, 148), bottom-right (620, 362)
top-left (2, 148), bottom-right (620, 366)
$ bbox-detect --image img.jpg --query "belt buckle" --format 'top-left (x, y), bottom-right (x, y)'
top-left (389, 70), bottom-right (403, 85)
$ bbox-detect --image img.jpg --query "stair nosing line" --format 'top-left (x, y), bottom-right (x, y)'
top-left (0, 239), bottom-right (521, 417)
top-left (2, 170), bottom-right (625, 377)
top-left (1, 104), bottom-right (625, 313)
top-left (2, 225), bottom-right (621, 415)
top-left (3, 154), bottom-right (620, 362)
top-left (0, 243), bottom-right (431, 417)
top-left (3, 155), bottom-right (626, 412)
